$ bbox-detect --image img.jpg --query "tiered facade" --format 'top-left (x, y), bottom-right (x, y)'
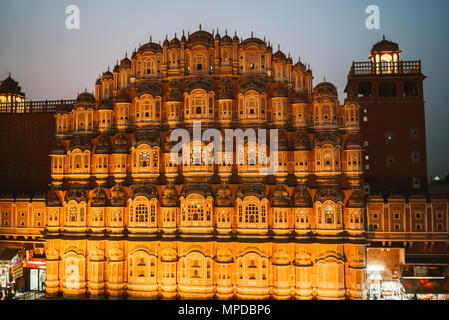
top-left (41, 28), bottom-right (368, 299)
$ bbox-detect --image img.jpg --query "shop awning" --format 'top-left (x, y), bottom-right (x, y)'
top-left (401, 278), bottom-right (449, 294)
top-left (0, 248), bottom-right (18, 262)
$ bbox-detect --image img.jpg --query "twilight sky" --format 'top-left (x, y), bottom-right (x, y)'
top-left (0, 0), bottom-right (448, 180)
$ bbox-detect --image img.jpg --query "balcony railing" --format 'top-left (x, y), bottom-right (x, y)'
top-left (0, 99), bottom-right (75, 114)
top-left (350, 60), bottom-right (421, 76)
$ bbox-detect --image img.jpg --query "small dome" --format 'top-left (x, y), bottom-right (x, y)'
top-left (272, 86), bottom-right (288, 98)
top-left (65, 186), bottom-right (88, 202)
top-left (292, 185), bottom-right (312, 207)
top-left (102, 70), bottom-right (113, 79)
top-left (215, 183), bottom-right (233, 207)
top-left (221, 34), bottom-right (232, 44)
top-left (232, 32), bottom-right (239, 42)
top-left (236, 183), bottom-right (266, 200)
top-left (46, 189), bottom-right (62, 207)
top-left (112, 133), bottom-right (129, 154)
top-left (271, 184), bottom-right (290, 208)
top-left (74, 91), bottom-right (95, 106)
top-left (240, 37), bottom-right (266, 48)
top-left (371, 37), bottom-right (400, 53)
top-left (187, 30), bottom-right (215, 48)
top-left (91, 187), bottom-right (108, 207)
top-left (214, 32), bottom-right (221, 41)
top-left (169, 36), bottom-right (180, 47)
top-left (0, 74), bottom-right (24, 95)
top-left (346, 190), bottom-right (365, 208)
top-left (345, 135), bottom-right (362, 150)
top-left (314, 133), bottom-right (341, 147)
top-left (69, 135), bottom-right (92, 151)
top-left (50, 140), bottom-right (66, 155)
top-left (161, 184), bottom-right (179, 207)
top-left (95, 135), bottom-right (110, 154)
top-left (314, 81), bottom-right (338, 98)
top-left (113, 64), bottom-right (120, 73)
top-left (111, 186), bottom-right (126, 207)
top-left (163, 37), bottom-right (170, 47)
top-left (138, 41), bottom-right (162, 54)
top-left (116, 91), bottom-right (131, 103)
top-left (292, 92), bottom-right (308, 104)
top-left (95, 78), bottom-right (102, 86)
top-left (98, 100), bottom-right (113, 110)
top-left (134, 129), bottom-right (160, 147)
top-left (294, 133), bottom-right (310, 151)
top-left (120, 57), bottom-right (131, 68)
top-left (273, 50), bottom-right (286, 61)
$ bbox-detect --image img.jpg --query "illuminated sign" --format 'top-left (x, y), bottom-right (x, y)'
top-left (23, 258), bottom-right (46, 269)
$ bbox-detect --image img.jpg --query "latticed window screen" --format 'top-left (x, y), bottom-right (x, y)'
top-left (135, 204), bottom-right (149, 222)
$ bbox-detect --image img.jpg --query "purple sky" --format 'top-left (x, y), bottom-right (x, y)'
top-left (0, 0), bottom-right (448, 180)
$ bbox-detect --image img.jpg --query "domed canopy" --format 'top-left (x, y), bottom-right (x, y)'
top-left (221, 33), bottom-right (232, 44)
top-left (98, 100), bottom-right (113, 111)
top-left (181, 183), bottom-right (213, 198)
top-left (272, 86), bottom-right (288, 98)
top-left (313, 81), bottom-right (338, 98)
top-left (138, 41), bottom-right (162, 54)
top-left (69, 135), bottom-right (92, 151)
top-left (346, 189), bottom-right (365, 208)
top-left (50, 140), bottom-right (66, 155)
top-left (292, 92), bottom-right (308, 104)
top-left (345, 135), bottom-right (362, 150)
top-left (314, 187), bottom-right (344, 203)
top-left (314, 133), bottom-right (341, 147)
top-left (46, 189), bottom-right (62, 207)
top-left (294, 133), bottom-right (311, 151)
top-left (236, 183), bottom-right (267, 200)
top-left (95, 135), bottom-right (110, 154)
top-left (273, 50), bottom-right (286, 61)
top-left (113, 64), bottom-right (120, 73)
top-left (217, 79), bottom-right (233, 100)
top-left (292, 185), bottom-right (312, 208)
top-left (134, 129), bottom-right (160, 147)
top-left (0, 74), bottom-right (24, 96)
top-left (271, 184), bottom-right (290, 207)
top-left (65, 186), bottom-right (88, 202)
top-left (240, 37), bottom-right (266, 48)
top-left (116, 91), bottom-right (131, 103)
top-left (111, 186), bottom-right (126, 207)
top-left (120, 57), bottom-right (131, 69)
top-left (170, 35), bottom-right (180, 47)
top-left (130, 183), bottom-right (158, 199)
top-left (102, 70), bottom-right (113, 79)
top-left (161, 184), bottom-right (179, 207)
top-left (74, 91), bottom-right (95, 108)
top-left (371, 36), bottom-right (400, 53)
top-left (186, 30), bottom-right (215, 48)
top-left (91, 187), bottom-right (108, 207)
top-left (238, 78), bottom-right (267, 94)
top-left (215, 183), bottom-right (233, 207)
top-left (112, 133), bottom-right (129, 154)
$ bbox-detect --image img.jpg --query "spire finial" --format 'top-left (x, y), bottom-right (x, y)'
top-left (199, 23), bottom-right (201, 30)
top-left (225, 29), bottom-right (227, 35)
top-left (217, 27), bottom-right (219, 34)
top-left (234, 30), bottom-right (237, 37)
top-left (182, 29), bottom-right (185, 36)
top-left (298, 56), bottom-right (301, 62)
top-left (278, 44), bottom-right (280, 51)
top-left (383, 34), bottom-right (385, 40)
top-left (150, 35), bottom-right (152, 42)
top-left (125, 52), bottom-right (127, 58)
top-left (324, 76), bottom-right (326, 82)
top-left (175, 32), bottom-right (177, 38)
top-left (251, 31), bottom-right (253, 37)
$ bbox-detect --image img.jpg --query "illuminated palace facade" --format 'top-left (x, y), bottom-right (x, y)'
top-left (0, 29), bottom-right (448, 299)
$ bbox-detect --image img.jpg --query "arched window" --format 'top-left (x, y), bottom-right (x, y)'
top-left (139, 150), bottom-right (150, 167)
top-left (193, 54), bottom-right (205, 73)
top-left (145, 58), bottom-right (155, 75)
top-left (135, 203), bottom-right (148, 222)
top-left (245, 203), bottom-right (259, 223)
top-left (324, 205), bottom-right (334, 224)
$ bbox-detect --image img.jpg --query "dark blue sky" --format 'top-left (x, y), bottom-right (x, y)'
top-left (0, 0), bottom-right (448, 180)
